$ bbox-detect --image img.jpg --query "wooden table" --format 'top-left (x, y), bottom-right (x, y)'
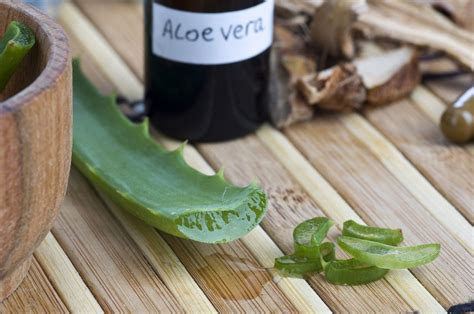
top-left (1, 1), bottom-right (472, 312)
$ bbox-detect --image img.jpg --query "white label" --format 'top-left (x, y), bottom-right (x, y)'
top-left (152, 1), bottom-right (274, 65)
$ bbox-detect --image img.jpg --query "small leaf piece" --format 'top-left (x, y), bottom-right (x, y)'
top-left (275, 242), bottom-right (335, 278)
top-left (342, 220), bottom-right (403, 245)
top-left (0, 21), bottom-right (35, 92)
top-left (293, 217), bottom-right (334, 257)
top-left (324, 258), bottom-right (389, 286)
top-left (338, 236), bottom-right (440, 269)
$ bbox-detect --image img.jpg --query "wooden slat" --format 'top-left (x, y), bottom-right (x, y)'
top-left (285, 116), bottom-right (473, 307)
top-left (98, 196), bottom-right (217, 313)
top-left (161, 235), bottom-right (298, 313)
top-left (34, 233), bottom-right (103, 313)
top-left (73, 0), bottom-right (144, 83)
top-left (63, 2), bottom-right (142, 101)
top-left (53, 169), bottom-right (184, 312)
top-left (366, 90), bottom-right (474, 222)
top-left (340, 113), bottom-right (472, 249)
top-left (411, 86), bottom-right (446, 125)
top-left (59, 3), bottom-right (329, 312)
top-left (0, 259), bottom-right (68, 313)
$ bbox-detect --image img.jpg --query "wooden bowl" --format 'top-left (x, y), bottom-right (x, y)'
top-left (0, 2), bottom-right (71, 301)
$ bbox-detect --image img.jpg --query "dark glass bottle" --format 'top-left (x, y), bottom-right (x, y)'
top-left (145, 0), bottom-right (273, 142)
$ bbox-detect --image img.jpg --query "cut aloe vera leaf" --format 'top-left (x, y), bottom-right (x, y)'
top-left (342, 220), bottom-right (403, 245)
top-left (274, 242), bottom-right (335, 278)
top-left (0, 21), bottom-right (35, 92)
top-left (72, 61), bottom-right (267, 243)
top-left (293, 217), bottom-right (334, 257)
top-left (324, 258), bottom-right (389, 286)
top-left (338, 236), bottom-right (440, 269)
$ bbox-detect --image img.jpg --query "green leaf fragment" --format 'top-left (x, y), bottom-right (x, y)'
top-left (342, 220), bottom-right (403, 245)
top-left (72, 61), bottom-right (268, 243)
top-left (0, 21), bottom-right (35, 92)
top-left (275, 242), bottom-right (335, 278)
top-left (293, 217), bottom-right (334, 257)
top-left (324, 258), bottom-right (389, 286)
top-left (338, 236), bottom-right (440, 269)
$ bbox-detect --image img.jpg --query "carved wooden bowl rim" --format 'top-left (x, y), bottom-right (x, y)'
top-left (0, 1), bottom-right (70, 115)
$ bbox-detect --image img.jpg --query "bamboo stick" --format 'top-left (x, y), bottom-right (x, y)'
top-left (97, 195), bottom-right (217, 313)
top-left (58, 3), bottom-right (142, 101)
top-left (35, 233), bottom-right (103, 313)
top-left (411, 86), bottom-right (446, 124)
top-left (0, 259), bottom-right (69, 312)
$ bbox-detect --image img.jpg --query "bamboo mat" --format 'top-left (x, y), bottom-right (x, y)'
top-left (1, 1), bottom-right (472, 312)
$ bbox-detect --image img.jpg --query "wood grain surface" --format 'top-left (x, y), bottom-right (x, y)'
top-left (53, 169), bottom-right (184, 312)
top-left (2, 0), bottom-right (472, 312)
top-left (0, 259), bottom-right (68, 313)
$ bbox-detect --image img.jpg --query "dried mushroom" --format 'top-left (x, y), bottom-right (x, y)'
top-left (298, 64), bottom-right (365, 111)
top-left (354, 46), bottom-right (420, 105)
top-left (297, 47), bottom-right (419, 110)
top-left (309, 0), bottom-right (367, 58)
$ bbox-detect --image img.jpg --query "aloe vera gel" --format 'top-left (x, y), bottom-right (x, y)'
top-left (145, 0), bottom-right (274, 142)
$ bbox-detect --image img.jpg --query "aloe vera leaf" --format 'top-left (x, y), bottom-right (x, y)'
top-left (338, 236), bottom-right (440, 269)
top-left (0, 21), bottom-right (35, 92)
top-left (293, 217), bottom-right (334, 257)
top-left (72, 61), bottom-right (268, 243)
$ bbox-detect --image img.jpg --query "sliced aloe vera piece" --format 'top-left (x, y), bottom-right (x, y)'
top-left (324, 258), bottom-right (389, 286)
top-left (72, 61), bottom-right (268, 243)
top-left (342, 220), bottom-right (403, 245)
top-left (275, 242), bottom-right (335, 278)
top-left (0, 21), bottom-right (35, 92)
top-left (338, 236), bottom-right (440, 269)
top-left (293, 217), bottom-right (334, 257)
